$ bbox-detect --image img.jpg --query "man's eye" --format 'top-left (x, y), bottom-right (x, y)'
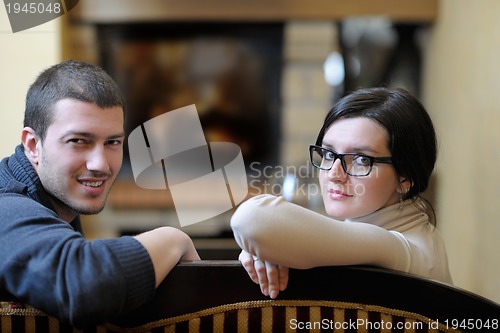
top-left (107, 140), bottom-right (122, 146)
top-left (69, 139), bottom-right (86, 144)
top-left (353, 155), bottom-right (371, 166)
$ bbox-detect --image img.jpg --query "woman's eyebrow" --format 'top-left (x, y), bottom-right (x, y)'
top-left (321, 142), bottom-right (381, 154)
top-left (352, 146), bottom-right (381, 154)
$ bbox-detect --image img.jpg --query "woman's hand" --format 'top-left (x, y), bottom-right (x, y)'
top-left (238, 250), bottom-right (289, 299)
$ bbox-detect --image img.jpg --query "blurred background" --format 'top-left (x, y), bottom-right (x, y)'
top-left (1, 0), bottom-right (499, 303)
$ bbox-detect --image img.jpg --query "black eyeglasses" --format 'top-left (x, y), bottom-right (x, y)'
top-left (309, 145), bottom-right (392, 177)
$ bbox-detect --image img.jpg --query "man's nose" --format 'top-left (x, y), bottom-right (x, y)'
top-left (86, 146), bottom-right (110, 172)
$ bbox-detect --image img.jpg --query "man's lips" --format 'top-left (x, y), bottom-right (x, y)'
top-left (78, 178), bottom-right (109, 197)
top-left (78, 178), bottom-right (107, 188)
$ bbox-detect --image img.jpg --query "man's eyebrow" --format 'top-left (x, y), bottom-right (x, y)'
top-left (108, 132), bottom-right (126, 139)
top-left (61, 131), bottom-right (126, 140)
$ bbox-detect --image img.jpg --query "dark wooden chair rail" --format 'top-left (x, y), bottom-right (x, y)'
top-left (110, 260), bottom-right (499, 331)
top-left (1, 260), bottom-right (499, 332)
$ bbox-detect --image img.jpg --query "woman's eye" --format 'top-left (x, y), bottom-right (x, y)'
top-left (353, 155), bottom-right (371, 166)
top-left (324, 151), bottom-right (335, 161)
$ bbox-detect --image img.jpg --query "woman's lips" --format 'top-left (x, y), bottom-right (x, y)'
top-left (327, 189), bottom-right (353, 200)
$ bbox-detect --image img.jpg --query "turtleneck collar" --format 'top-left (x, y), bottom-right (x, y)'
top-left (346, 198), bottom-right (430, 233)
top-left (0, 144), bottom-right (56, 211)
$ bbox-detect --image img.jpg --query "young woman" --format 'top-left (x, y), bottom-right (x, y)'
top-left (231, 87), bottom-right (452, 299)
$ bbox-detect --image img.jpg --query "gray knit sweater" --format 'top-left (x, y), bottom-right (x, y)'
top-left (0, 145), bottom-right (155, 327)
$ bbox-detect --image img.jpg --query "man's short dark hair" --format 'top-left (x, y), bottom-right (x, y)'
top-left (24, 60), bottom-right (125, 141)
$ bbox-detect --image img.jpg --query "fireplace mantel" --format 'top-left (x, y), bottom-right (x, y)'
top-left (70, 0), bottom-right (437, 24)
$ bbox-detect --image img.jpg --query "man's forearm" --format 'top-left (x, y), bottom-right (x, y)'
top-left (134, 227), bottom-right (200, 287)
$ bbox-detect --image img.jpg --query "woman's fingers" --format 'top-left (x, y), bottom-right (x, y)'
top-left (239, 250), bottom-right (259, 284)
top-left (254, 258), bottom-right (270, 296)
top-left (265, 261), bottom-right (281, 299)
top-left (238, 250), bottom-right (290, 299)
top-left (278, 265), bottom-right (289, 291)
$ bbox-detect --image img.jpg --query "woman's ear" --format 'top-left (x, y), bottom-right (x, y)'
top-left (398, 176), bottom-right (412, 194)
top-left (21, 127), bottom-right (41, 166)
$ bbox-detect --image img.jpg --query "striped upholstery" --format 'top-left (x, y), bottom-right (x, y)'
top-left (1, 300), bottom-right (457, 333)
top-left (1, 302), bottom-right (74, 333)
top-left (2, 262), bottom-right (498, 333)
top-left (109, 300), bottom-right (456, 333)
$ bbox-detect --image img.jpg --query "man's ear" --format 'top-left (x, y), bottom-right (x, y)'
top-left (21, 127), bottom-right (41, 166)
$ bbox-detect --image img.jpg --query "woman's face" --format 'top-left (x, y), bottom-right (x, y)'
top-left (319, 117), bottom-right (402, 220)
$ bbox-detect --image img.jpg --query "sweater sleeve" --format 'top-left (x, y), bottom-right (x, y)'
top-left (231, 194), bottom-right (409, 270)
top-left (392, 226), bottom-right (453, 284)
top-left (0, 194), bottom-right (156, 328)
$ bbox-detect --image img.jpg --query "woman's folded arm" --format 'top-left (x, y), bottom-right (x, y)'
top-left (231, 194), bottom-right (408, 270)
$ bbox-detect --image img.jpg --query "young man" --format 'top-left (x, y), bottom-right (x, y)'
top-left (0, 61), bottom-right (200, 327)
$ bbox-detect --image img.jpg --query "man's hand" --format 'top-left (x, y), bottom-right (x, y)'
top-left (238, 250), bottom-right (289, 299)
top-left (134, 227), bottom-right (200, 287)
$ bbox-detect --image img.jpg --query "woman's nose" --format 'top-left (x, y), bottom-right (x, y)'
top-left (327, 158), bottom-right (347, 181)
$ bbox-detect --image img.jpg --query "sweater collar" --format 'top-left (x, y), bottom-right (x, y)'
top-left (346, 198), bottom-right (429, 232)
top-left (1, 144), bottom-right (56, 211)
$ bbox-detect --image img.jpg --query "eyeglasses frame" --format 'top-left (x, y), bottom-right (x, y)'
top-left (309, 144), bottom-right (393, 177)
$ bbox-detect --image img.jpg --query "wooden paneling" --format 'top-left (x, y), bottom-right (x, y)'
top-left (71, 0), bottom-right (437, 23)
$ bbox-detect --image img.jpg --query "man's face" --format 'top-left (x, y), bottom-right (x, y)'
top-left (34, 99), bottom-right (125, 220)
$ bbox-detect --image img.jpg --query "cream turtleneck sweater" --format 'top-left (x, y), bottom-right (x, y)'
top-left (231, 194), bottom-right (452, 284)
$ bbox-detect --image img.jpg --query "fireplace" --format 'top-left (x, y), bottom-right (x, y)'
top-left (97, 22), bottom-right (284, 173)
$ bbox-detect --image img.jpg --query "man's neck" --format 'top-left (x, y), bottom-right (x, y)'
top-left (47, 196), bottom-right (78, 223)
